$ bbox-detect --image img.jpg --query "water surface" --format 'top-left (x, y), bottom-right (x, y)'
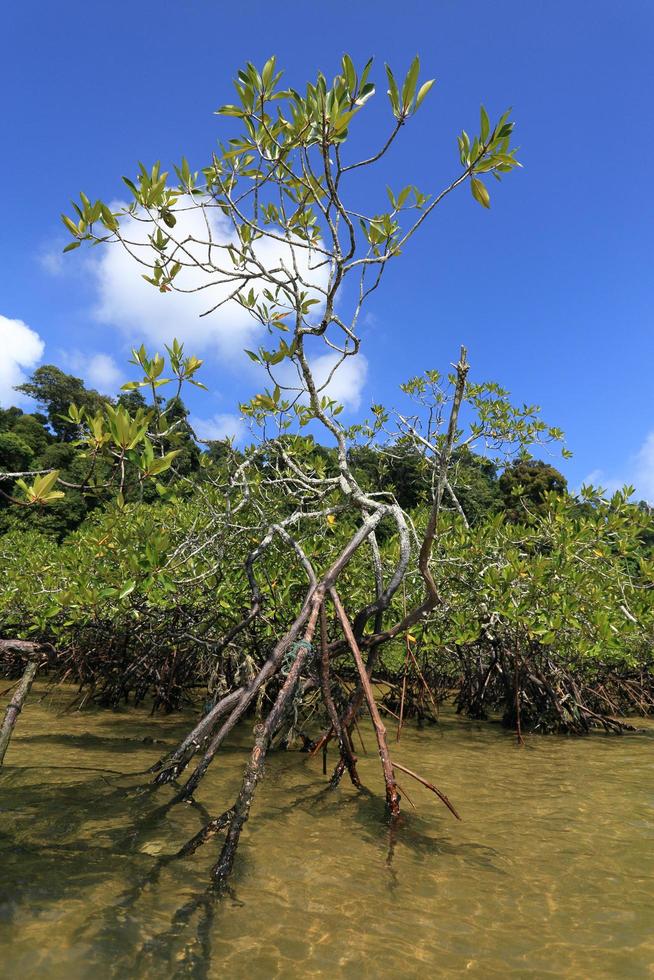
top-left (1, 682), bottom-right (652, 978)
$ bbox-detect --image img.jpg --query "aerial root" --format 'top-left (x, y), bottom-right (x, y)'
top-left (150, 583), bottom-right (465, 891)
top-left (172, 608), bottom-right (319, 888)
top-left (151, 687), bottom-right (246, 784)
top-left (392, 761), bottom-right (461, 820)
top-left (455, 647), bottom-right (645, 735)
top-left (330, 588), bottom-right (401, 817)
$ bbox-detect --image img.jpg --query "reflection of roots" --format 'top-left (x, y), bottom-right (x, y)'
top-left (135, 888), bottom-right (218, 980)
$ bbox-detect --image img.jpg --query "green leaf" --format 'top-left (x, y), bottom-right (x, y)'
top-left (401, 55), bottom-right (420, 112)
top-left (342, 53), bottom-right (357, 93)
top-left (470, 176), bottom-right (491, 209)
top-left (480, 105), bottom-right (490, 143)
top-left (384, 65), bottom-right (400, 117)
top-left (100, 205), bottom-right (118, 231)
top-left (217, 104), bottom-right (246, 117)
top-left (359, 57), bottom-right (374, 91)
top-left (333, 108), bottom-right (359, 133)
top-left (261, 55), bottom-right (276, 88)
top-left (33, 470), bottom-right (60, 497)
top-left (415, 79), bottom-right (436, 111)
top-left (146, 450), bottom-right (182, 476)
top-left (61, 214), bottom-right (80, 237)
top-left (355, 81), bottom-right (375, 107)
top-left (397, 185), bottom-right (412, 208)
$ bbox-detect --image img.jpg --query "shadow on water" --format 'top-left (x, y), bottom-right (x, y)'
top-left (12, 732), bottom-right (169, 752)
top-left (3, 753), bottom-right (491, 977)
top-left (1, 759), bottom-right (221, 976)
top-left (94, 769), bottom-right (507, 977)
top-left (2, 685), bottom-right (654, 978)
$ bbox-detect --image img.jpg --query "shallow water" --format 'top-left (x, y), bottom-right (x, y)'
top-left (1, 683), bottom-right (653, 979)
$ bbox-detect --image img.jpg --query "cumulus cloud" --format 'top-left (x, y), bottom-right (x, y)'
top-left (53, 199), bottom-right (368, 416)
top-left (86, 353), bottom-right (124, 393)
top-left (60, 350), bottom-right (123, 395)
top-left (272, 349), bottom-right (368, 414)
top-left (582, 430), bottom-right (654, 503)
top-left (633, 432), bottom-right (654, 502)
top-left (580, 468), bottom-right (625, 497)
top-left (191, 412), bottom-right (246, 443)
top-left (309, 352), bottom-right (368, 411)
top-left (91, 201), bottom-right (329, 367)
top-left (0, 315), bottom-right (45, 406)
top-left (39, 247), bottom-right (65, 277)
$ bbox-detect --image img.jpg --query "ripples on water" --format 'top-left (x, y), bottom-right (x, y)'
top-left (0, 683), bottom-right (652, 978)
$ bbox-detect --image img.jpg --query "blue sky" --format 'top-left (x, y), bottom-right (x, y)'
top-left (2, 0), bottom-right (653, 497)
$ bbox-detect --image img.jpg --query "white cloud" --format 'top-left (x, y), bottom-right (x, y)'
top-left (191, 412), bottom-right (246, 443)
top-left (57, 199), bottom-right (368, 415)
top-left (60, 350), bottom-right (123, 395)
top-left (39, 247), bottom-right (65, 277)
top-left (190, 352), bottom-right (367, 445)
top-left (309, 352), bottom-right (368, 411)
top-left (633, 432), bottom-right (654, 502)
top-left (272, 349), bottom-right (368, 414)
top-left (580, 468), bottom-right (624, 497)
top-left (91, 201), bottom-right (329, 368)
top-left (0, 315), bottom-right (45, 406)
top-left (86, 353), bottom-right (123, 393)
top-left (582, 430), bottom-right (654, 503)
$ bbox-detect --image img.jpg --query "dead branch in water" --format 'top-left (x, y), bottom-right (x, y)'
top-left (0, 640), bottom-right (53, 766)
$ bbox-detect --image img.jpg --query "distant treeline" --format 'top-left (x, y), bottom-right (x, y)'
top-left (5, 362), bottom-right (650, 539)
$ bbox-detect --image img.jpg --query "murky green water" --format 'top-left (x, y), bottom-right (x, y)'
top-left (1, 683), bottom-right (653, 978)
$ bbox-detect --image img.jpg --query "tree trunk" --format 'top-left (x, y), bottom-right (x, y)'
top-left (0, 643), bottom-right (44, 766)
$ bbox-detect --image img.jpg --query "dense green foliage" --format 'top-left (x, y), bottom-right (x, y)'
top-left (0, 359), bottom-right (202, 538)
top-left (1, 360), bottom-right (652, 730)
